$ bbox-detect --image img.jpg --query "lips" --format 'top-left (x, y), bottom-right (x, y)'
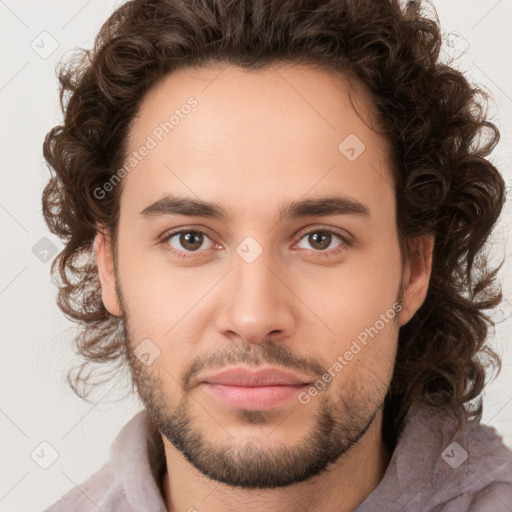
top-left (202, 366), bottom-right (311, 387)
top-left (201, 366), bottom-right (312, 410)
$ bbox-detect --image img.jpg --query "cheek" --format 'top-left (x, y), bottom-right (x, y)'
top-left (116, 253), bottom-right (214, 377)
top-left (294, 252), bottom-right (402, 383)
top-left (295, 246), bottom-right (401, 341)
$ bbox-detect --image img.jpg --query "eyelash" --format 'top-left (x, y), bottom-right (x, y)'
top-left (160, 226), bottom-right (352, 260)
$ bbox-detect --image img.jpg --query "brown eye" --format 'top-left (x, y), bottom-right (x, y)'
top-left (296, 230), bottom-right (345, 253)
top-left (307, 231), bottom-right (333, 251)
top-left (177, 231), bottom-right (204, 251)
top-left (163, 229), bottom-right (215, 257)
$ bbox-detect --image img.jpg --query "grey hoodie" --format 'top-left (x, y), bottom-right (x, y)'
top-left (44, 402), bottom-right (512, 511)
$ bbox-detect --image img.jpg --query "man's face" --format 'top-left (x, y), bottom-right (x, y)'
top-left (98, 63), bottom-right (412, 488)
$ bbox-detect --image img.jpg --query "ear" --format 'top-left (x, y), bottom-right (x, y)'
top-left (94, 230), bottom-right (122, 317)
top-left (398, 234), bottom-right (434, 327)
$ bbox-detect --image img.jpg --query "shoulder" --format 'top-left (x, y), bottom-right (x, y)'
top-left (43, 462), bottom-right (132, 512)
top-left (424, 407), bottom-right (512, 511)
top-left (375, 402), bottom-right (512, 512)
top-left (42, 410), bottom-right (162, 512)
top-left (453, 420), bottom-right (512, 511)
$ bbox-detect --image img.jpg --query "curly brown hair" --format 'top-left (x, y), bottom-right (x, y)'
top-left (42, 0), bottom-right (506, 446)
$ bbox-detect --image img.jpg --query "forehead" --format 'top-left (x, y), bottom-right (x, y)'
top-left (120, 63), bottom-right (395, 223)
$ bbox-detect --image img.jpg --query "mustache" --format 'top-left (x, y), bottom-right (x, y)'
top-left (181, 340), bottom-right (327, 392)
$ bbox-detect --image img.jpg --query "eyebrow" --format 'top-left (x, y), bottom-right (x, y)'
top-left (139, 194), bottom-right (370, 221)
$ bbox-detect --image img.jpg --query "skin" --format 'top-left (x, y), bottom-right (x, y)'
top-left (95, 63), bottom-right (433, 512)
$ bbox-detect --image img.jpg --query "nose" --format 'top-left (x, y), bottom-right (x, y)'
top-left (215, 241), bottom-right (296, 345)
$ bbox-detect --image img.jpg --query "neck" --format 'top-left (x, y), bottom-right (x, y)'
top-left (161, 408), bottom-right (392, 512)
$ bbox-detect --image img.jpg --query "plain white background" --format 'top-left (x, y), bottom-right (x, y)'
top-left (1, 1), bottom-right (511, 511)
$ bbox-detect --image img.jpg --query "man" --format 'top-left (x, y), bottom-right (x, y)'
top-left (42, 0), bottom-right (512, 510)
